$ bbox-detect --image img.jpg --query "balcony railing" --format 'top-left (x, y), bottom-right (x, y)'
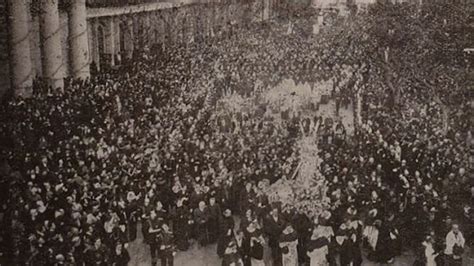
top-left (86, 0), bottom-right (167, 8)
top-left (85, 0), bottom-right (245, 8)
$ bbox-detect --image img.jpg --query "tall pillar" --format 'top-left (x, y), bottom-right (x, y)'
top-left (144, 13), bottom-right (151, 47)
top-left (91, 19), bottom-right (101, 70)
top-left (126, 17), bottom-right (134, 59)
top-left (69, 0), bottom-right (90, 80)
top-left (7, 0), bottom-right (33, 98)
top-left (40, 0), bottom-right (64, 90)
top-left (209, 7), bottom-right (214, 38)
top-left (263, 0), bottom-right (270, 20)
top-left (356, 91), bottom-right (362, 126)
top-left (106, 17), bottom-right (116, 66)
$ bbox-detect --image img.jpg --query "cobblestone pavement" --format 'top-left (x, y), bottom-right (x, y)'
top-left (125, 222), bottom-right (469, 266)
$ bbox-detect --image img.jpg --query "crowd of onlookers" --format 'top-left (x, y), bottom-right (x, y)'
top-left (0, 1), bottom-right (472, 266)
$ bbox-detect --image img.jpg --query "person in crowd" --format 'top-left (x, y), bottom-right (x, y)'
top-left (235, 229), bottom-right (249, 266)
top-left (240, 182), bottom-right (255, 214)
top-left (160, 223), bottom-right (175, 266)
top-left (155, 201), bottom-right (168, 225)
top-left (218, 209), bottom-right (235, 258)
top-left (317, 211), bottom-right (336, 265)
top-left (173, 197), bottom-right (192, 251)
top-left (194, 201), bottom-right (210, 247)
top-left (111, 242), bottom-right (131, 266)
top-left (240, 208), bottom-right (256, 234)
top-left (371, 213), bottom-right (400, 263)
top-left (420, 235), bottom-right (438, 266)
top-left (265, 208), bottom-right (285, 266)
top-left (279, 223), bottom-right (299, 266)
top-left (85, 238), bottom-right (110, 265)
top-left (141, 197), bottom-right (154, 244)
top-left (0, 2), bottom-right (470, 266)
top-left (126, 192), bottom-right (140, 242)
top-left (208, 196), bottom-right (222, 244)
top-left (247, 222), bottom-right (265, 266)
top-left (444, 223), bottom-right (465, 266)
top-left (148, 210), bottom-right (163, 266)
top-left (307, 224), bottom-right (330, 266)
top-left (336, 215), bottom-right (362, 266)
top-left (222, 241), bottom-right (244, 266)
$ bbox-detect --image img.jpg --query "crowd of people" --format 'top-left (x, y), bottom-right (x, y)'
top-left (0, 1), bottom-right (472, 266)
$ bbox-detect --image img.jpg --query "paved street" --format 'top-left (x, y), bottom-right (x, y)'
top-left (125, 222), bottom-right (431, 266)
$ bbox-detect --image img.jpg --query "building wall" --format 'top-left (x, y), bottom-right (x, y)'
top-left (86, 1), bottom-right (276, 68)
top-left (30, 11), bottom-right (71, 81)
top-left (0, 4), bottom-right (72, 97)
top-left (30, 15), bottom-right (42, 79)
top-left (0, 0), bottom-right (9, 98)
top-left (0, 1), bottom-right (279, 98)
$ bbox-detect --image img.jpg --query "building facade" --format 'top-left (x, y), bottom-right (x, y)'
top-left (0, 0), bottom-right (279, 99)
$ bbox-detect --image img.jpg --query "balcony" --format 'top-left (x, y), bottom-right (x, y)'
top-left (86, 0), bottom-right (168, 8)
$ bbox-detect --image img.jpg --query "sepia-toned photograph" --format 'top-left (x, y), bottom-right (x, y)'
top-left (0, 0), bottom-right (473, 265)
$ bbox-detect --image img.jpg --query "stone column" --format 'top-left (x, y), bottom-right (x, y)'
top-left (91, 19), bottom-right (101, 71)
top-left (144, 13), bottom-right (151, 47)
top-left (356, 91), bottom-right (362, 126)
top-left (40, 0), bottom-right (64, 90)
top-left (7, 0), bottom-right (33, 97)
top-left (263, 0), bottom-right (270, 20)
top-left (271, 0), bottom-right (275, 18)
top-left (268, 0), bottom-right (272, 18)
top-left (201, 7), bottom-right (206, 39)
top-left (126, 17), bottom-right (134, 59)
top-left (69, 0), bottom-right (90, 80)
top-left (106, 17), bottom-right (116, 66)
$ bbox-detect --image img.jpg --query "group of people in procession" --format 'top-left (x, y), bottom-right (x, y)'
top-left (0, 2), bottom-right (472, 266)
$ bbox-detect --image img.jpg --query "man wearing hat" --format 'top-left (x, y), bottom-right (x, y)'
top-left (336, 215), bottom-right (361, 266)
top-left (208, 196), bottom-right (222, 244)
top-left (70, 235), bottom-right (84, 265)
top-left (110, 242), bottom-right (131, 266)
top-left (307, 223), bottom-right (330, 266)
top-left (194, 201), bottom-right (210, 247)
top-left (160, 223), bottom-right (175, 266)
top-left (444, 223), bottom-right (465, 266)
top-left (373, 212), bottom-right (400, 264)
top-left (173, 197), bottom-right (192, 251)
top-left (222, 240), bottom-right (244, 266)
top-left (217, 208), bottom-right (235, 258)
top-left (55, 254), bottom-right (65, 265)
top-left (246, 222), bottom-right (265, 266)
top-left (147, 210), bottom-right (163, 266)
top-left (419, 235), bottom-right (438, 266)
top-left (126, 190), bottom-right (140, 241)
top-left (239, 182), bottom-right (255, 214)
top-left (85, 238), bottom-right (109, 265)
top-left (265, 207), bottom-right (285, 266)
top-left (279, 223), bottom-right (298, 266)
